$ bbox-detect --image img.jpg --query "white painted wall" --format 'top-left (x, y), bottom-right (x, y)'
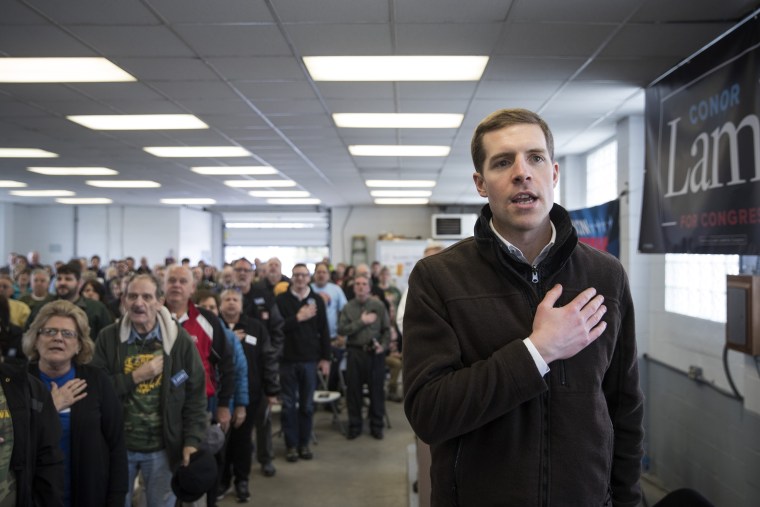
top-left (9, 204), bottom-right (75, 264)
top-left (330, 206), bottom-right (436, 265)
top-left (0, 204), bottom-right (219, 269)
top-left (178, 206), bottom-right (213, 264)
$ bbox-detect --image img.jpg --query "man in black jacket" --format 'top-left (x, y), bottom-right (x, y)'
top-left (218, 289), bottom-right (280, 502)
top-left (0, 362), bottom-right (64, 506)
top-left (275, 264), bottom-right (330, 463)
top-left (403, 108), bottom-right (644, 506)
top-left (232, 256), bottom-right (284, 477)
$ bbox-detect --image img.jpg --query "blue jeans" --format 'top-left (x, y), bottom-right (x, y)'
top-left (279, 361), bottom-right (317, 449)
top-left (125, 450), bottom-right (175, 507)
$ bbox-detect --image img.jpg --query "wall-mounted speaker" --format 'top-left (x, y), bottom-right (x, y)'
top-left (726, 275), bottom-right (760, 355)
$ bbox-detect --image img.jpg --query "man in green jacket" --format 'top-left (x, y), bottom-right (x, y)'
top-left (91, 273), bottom-right (207, 507)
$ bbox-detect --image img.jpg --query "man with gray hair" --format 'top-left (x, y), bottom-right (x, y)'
top-left (91, 273), bottom-right (207, 506)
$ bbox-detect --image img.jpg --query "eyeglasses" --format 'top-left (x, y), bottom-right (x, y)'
top-left (38, 327), bottom-right (78, 340)
top-left (233, 268), bottom-right (253, 273)
top-left (292, 273), bottom-right (310, 278)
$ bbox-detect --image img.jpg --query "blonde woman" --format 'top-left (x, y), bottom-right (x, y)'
top-left (24, 300), bottom-right (127, 507)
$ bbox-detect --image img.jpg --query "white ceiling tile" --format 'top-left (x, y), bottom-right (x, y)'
top-left (174, 25), bottom-right (291, 57)
top-left (394, 23), bottom-right (502, 54)
top-left (19, 0), bottom-right (157, 24)
top-left (154, 0), bottom-right (274, 24)
top-left (274, 0), bottom-right (389, 23)
top-left (395, 0), bottom-right (512, 23)
top-left (288, 24), bottom-right (392, 55)
top-left (0, 26), bottom-right (95, 55)
top-left (70, 26), bottom-right (195, 57)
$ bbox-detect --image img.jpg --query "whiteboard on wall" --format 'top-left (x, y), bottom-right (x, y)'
top-left (375, 239), bottom-right (457, 292)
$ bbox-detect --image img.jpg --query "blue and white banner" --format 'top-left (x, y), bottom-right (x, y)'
top-left (569, 199), bottom-right (620, 259)
top-left (639, 13), bottom-right (760, 254)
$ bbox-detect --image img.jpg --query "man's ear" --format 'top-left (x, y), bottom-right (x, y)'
top-left (473, 171), bottom-right (488, 197)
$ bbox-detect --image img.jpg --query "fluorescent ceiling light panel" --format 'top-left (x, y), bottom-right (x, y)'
top-left (86, 180), bottom-right (160, 188)
top-left (370, 190), bottom-right (432, 198)
top-left (303, 56), bottom-right (488, 81)
top-left (374, 198), bottom-right (430, 205)
top-left (225, 180), bottom-right (296, 188)
top-left (144, 146), bottom-right (251, 158)
top-left (333, 113), bottom-right (463, 129)
top-left (10, 190), bottom-right (75, 197)
top-left (28, 167), bottom-right (118, 176)
top-left (349, 145), bottom-right (450, 157)
top-left (160, 198), bottom-right (216, 205)
top-left (0, 181), bottom-right (27, 188)
top-left (56, 198), bottom-right (113, 205)
top-left (248, 191), bottom-right (310, 198)
top-left (266, 198), bottom-right (321, 205)
top-left (226, 222), bottom-right (316, 229)
top-left (68, 114), bottom-right (208, 130)
top-left (0, 58), bottom-right (136, 83)
top-left (0, 148), bottom-right (58, 158)
top-left (366, 179), bottom-right (436, 188)
top-left (191, 166), bottom-right (277, 176)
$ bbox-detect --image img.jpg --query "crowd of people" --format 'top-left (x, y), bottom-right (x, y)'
top-left (0, 249), bottom-right (410, 506)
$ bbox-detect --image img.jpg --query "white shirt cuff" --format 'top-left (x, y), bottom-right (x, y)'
top-left (523, 338), bottom-right (550, 376)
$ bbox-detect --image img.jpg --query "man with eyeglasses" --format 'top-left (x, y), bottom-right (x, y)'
top-left (275, 264), bottom-right (330, 463)
top-left (231, 257), bottom-right (284, 477)
top-left (91, 273), bottom-right (206, 507)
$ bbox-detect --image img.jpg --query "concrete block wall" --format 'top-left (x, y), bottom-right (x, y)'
top-left (645, 357), bottom-right (760, 506)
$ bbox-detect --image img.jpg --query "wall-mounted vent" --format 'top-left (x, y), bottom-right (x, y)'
top-left (431, 214), bottom-right (477, 240)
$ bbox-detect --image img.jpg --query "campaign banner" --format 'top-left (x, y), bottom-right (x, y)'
top-left (569, 199), bottom-right (620, 258)
top-left (639, 13), bottom-right (760, 254)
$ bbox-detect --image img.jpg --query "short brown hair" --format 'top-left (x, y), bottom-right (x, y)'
top-left (470, 108), bottom-right (554, 174)
top-left (23, 300), bottom-right (95, 364)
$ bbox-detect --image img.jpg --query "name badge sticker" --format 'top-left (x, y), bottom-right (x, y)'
top-left (245, 335), bottom-right (258, 346)
top-left (254, 297), bottom-right (265, 305)
top-left (171, 370), bottom-right (189, 387)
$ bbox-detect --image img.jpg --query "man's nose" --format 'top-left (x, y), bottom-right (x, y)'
top-left (512, 157), bottom-right (532, 182)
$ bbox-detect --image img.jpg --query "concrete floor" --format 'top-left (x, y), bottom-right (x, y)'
top-left (218, 399), bottom-right (415, 507)
top-left (215, 398), bottom-right (669, 507)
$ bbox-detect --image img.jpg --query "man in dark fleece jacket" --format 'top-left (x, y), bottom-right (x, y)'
top-left (403, 108), bottom-right (644, 507)
top-left (275, 263), bottom-right (331, 463)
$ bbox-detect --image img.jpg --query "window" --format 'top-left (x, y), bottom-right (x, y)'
top-left (225, 245), bottom-right (329, 275)
top-left (586, 140), bottom-right (617, 207)
top-left (665, 254), bottom-right (739, 322)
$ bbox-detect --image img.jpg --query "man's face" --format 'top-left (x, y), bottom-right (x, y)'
top-left (233, 261), bottom-right (253, 287)
top-left (165, 266), bottom-right (195, 308)
top-left (291, 267), bottom-right (310, 291)
top-left (198, 296), bottom-right (219, 316)
top-left (220, 292), bottom-right (242, 318)
top-left (55, 273), bottom-right (80, 301)
top-left (313, 265), bottom-right (330, 287)
top-left (473, 123), bottom-right (558, 241)
top-left (91, 257), bottom-right (100, 268)
top-left (0, 278), bottom-right (13, 298)
top-left (267, 259), bottom-right (282, 283)
top-left (353, 276), bottom-right (372, 301)
top-left (124, 278), bottom-right (162, 332)
top-left (32, 273), bottom-right (50, 296)
top-left (221, 266), bottom-right (234, 285)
